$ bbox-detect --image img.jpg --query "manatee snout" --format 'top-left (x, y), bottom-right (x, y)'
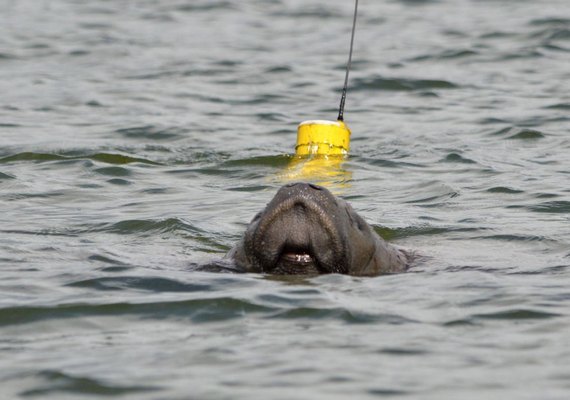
top-left (244, 183), bottom-right (345, 274)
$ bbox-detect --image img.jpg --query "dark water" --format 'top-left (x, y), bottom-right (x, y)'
top-left (1, 0), bottom-right (569, 398)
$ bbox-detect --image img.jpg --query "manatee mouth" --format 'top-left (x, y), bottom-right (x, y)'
top-left (280, 243), bottom-right (316, 265)
top-left (276, 245), bottom-right (320, 274)
top-left (281, 250), bottom-right (314, 264)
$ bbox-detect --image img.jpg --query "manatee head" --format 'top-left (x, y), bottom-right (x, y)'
top-left (229, 182), bottom-right (406, 275)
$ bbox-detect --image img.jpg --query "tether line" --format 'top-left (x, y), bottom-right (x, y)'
top-left (337, 0), bottom-right (359, 122)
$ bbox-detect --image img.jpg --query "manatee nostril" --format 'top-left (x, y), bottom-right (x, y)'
top-left (308, 183), bottom-right (323, 191)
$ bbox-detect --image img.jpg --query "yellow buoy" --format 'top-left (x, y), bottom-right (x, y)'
top-left (295, 120), bottom-right (351, 156)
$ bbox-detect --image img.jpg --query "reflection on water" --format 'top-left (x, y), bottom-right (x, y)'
top-left (277, 155), bottom-right (352, 193)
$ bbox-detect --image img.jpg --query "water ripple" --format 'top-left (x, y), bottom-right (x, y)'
top-left (545, 103), bottom-right (570, 110)
top-left (527, 201), bottom-right (570, 214)
top-left (487, 187), bottom-right (525, 194)
top-left (442, 153), bottom-right (477, 164)
top-left (66, 277), bottom-right (211, 293)
top-left (115, 125), bottom-right (187, 141)
top-left (100, 218), bottom-right (198, 235)
top-left (375, 225), bottom-right (482, 240)
top-left (351, 75), bottom-right (458, 92)
top-left (489, 127), bottom-right (547, 140)
top-left (0, 172), bottom-right (15, 180)
top-left (0, 298), bottom-right (273, 327)
top-left (0, 152), bottom-right (160, 165)
top-left (19, 370), bottom-right (159, 397)
top-left (445, 309), bottom-right (561, 326)
top-left (409, 49), bottom-right (479, 62)
top-left (475, 234), bottom-right (556, 243)
top-left (268, 307), bottom-right (416, 325)
top-left (473, 309), bottom-right (561, 320)
top-left (174, 1), bottom-right (235, 12)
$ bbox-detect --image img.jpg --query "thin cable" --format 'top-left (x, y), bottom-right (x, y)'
top-left (337, 0), bottom-right (359, 122)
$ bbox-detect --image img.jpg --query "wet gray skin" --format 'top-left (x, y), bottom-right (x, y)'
top-left (228, 183), bottom-right (409, 276)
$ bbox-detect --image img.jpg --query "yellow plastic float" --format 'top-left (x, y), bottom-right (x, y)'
top-left (279, 120), bottom-right (351, 191)
top-left (295, 120), bottom-right (351, 156)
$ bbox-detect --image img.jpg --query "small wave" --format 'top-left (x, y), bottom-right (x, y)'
top-left (474, 309), bottom-right (561, 320)
top-left (377, 347), bottom-right (429, 356)
top-left (85, 100), bottom-right (103, 107)
top-left (529, 26), bottom-right (570, 39)
top-left (226, 93), bottom-right (284, 106)
top-left (487, 186), bottom-right (524, 194)
top-left (474, 234), bottom-right (553, 242)
top-left (445, 309), bottom-right (560, 326)
top-left (175, 1), bottom-right (235, 12)
top-left (227, 185), bottom-right (272, 193)
top-left (107, 178), bottom-right (131, 186)
top-left (0, 152), bottom-right (63, 163)
top-left (256, 112), bottom-right (289, 122)
top-left (0, 152), bottom-right (160, 165)
top-left (545, 103), bottom-right (570, 110)
top-left (409, 49), bottom-right (478, 62)
top-left (94, 166), bottom-right (132, 177)
top-left (530, 18), bottom-right (570, 26)
top-left (479, 31), bottom-right (516, 40)
top-left (368, 388), bottom-right (410, 396)
top-left (528, 201), bottom-right (570, 214)
top-left (86, 153), bottom-right (159, 166)
top-left (114, 125), bottom-right (187, 141)
top-left (350, 75), bottom-right (458, 92)
top-left (403, 192), bottom-right (460, 205)
top-left (100, 218), bottom-right (197, 235)
top-left (125, 69), bottom-right (181, 80)
top-left (87, 253), bottom-right (131, 269)
top-left (442, 153), bottom-right (477, 164)
top-left (511, 265), bottom-right (569, 276)
top-left (0, 298), bottom-right (273, 327)
top-left (222, 155), bottom-right (291, 168)
top-left (67, 276), bottom-right (211, 293)
top-left (478, 117), bottom-right (509, 125)
top-left (396, 0), bottom-right (439, 4)
top-left (374, 225), bottom-right (481, 240)
top-left (0, 52), bottom-right (17, 60)
top-left (68, 49), bottom-right (90, 57)
top-left (255, 290), bottom-right (323, 307)
top-left (270, 8), bottom-right (342, 19)
top-left (528, 25), bottom-right (570, 50)
top-left (490, 127), bottom-right (546, 140)
top-left (0, 172), bottom-right (15, 180)
top-left (264, 65), bottom-right (292, 74)
top-left (268, 307), bottom-right (415, 325)
top-left (19, 370), bottom-right (160, 397)
top-left (361, 157), bottom-right (424, 169)
top-left (499, 48), bottom-right (545, 60)
top-left (509, 129), bottom-right (544, 140)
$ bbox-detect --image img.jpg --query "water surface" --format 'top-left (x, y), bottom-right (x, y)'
top-left (1, 0), bottom-right (569, 399)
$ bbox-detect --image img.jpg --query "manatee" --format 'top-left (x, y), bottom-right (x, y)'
top-left (227, 182), bottom-right (410, 276)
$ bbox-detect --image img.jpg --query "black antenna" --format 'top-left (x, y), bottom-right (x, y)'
top-left (337, 0), bottom-right (359, 122)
